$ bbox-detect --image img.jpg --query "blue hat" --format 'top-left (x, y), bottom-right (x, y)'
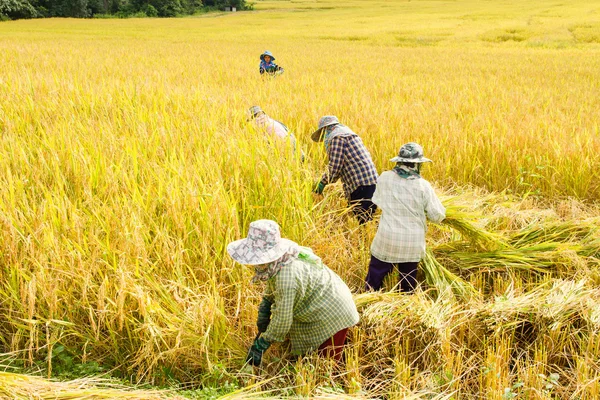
top-left (260, 51), bottom-right (275, 61)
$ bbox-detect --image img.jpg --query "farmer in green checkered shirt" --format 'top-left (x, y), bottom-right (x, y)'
top-left (228, 220), bottom-right (359, 366)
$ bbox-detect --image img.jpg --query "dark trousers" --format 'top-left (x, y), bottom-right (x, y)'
top-left (349, 185), bottom-right (377, 225)
top-left (365, 255), bottom-right (418, 292)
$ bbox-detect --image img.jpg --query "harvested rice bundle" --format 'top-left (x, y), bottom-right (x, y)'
top-left (577, 239), bottom-right (600, 258)
top-left (353, 291), bottom-right (390, 310)
top-left (509, 219), bottom-right (599, 247)
top-left (442, 205), bottom-right (508, 251)
top-left (0, 371), bottom-right (176, 399)
top-left (484, 280), bottom-right (599, 333)
top-left (443, 243), bottom-right (585, 275)
top-left (422, 250), bottom-right (479, 300)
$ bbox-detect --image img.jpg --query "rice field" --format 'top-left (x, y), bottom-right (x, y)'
top-left (1, 0), bottom-right (600, 398)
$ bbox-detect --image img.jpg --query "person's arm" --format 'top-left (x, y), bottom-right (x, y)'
top-left (320, 136), bottom-right (345, 186)
top-left (261, 270), bottom-right (296, 343)
top-left (371, 175), bottom-right (384, 207)
top-left (256, 297), bottom-right (272, 333)
top-left (423, 181), bottom-right (446, 223)
top-left (263, 283), bottom-right (274, 303)
top-left (259, 62), bottom-right (265, 74)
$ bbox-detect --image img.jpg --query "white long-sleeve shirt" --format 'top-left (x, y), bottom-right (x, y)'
top-left (370, 171), bottom-right (446, 263)
top-left (253, 113), bottom-right (299, 152)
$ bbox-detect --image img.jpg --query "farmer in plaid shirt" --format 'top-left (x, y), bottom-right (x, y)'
top-left (366, 143), bottom-right (446, 292)
top-left (228, 220), bottom-right (359, 366)
top-left (311, 116), bottom-right (379, 224)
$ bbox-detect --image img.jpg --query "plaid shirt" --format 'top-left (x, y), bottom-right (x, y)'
top-left (320, 128), bottom-right (378, 198)
top-left (370, 171), bottom-right (446, 263)
top-left (261, 256), bottom-right (359, 355)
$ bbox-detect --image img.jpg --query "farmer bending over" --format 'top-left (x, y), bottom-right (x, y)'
top-left (247, 105), bottom-right (304, 161)
top-left (311, 116), bottom-right (379, 224)
top-left (259, 51), bottom-right (284, 76)
top-left (228, 220), bottom-right (359, 366)
top-left (366, 143), bottom-right (445, 292)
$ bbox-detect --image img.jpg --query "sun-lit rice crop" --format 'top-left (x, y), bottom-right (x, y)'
top-left (1, 0), bottom-right (600, 398)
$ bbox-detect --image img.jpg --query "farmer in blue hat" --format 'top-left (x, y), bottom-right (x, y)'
top-left (311, 116), bottom-right (379, 224)
top-left (259, 51), bottom-right (284, 76)
top-left (365, 143), bottom-right (446, 292)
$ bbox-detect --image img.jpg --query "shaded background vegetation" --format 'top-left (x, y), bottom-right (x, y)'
top-left (0, 0), bottom-right (248, 19)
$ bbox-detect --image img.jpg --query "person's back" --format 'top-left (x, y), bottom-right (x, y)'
top-left (248, 106), bottom-right (303, 160)
top-left (255, 113), bottom-right (288, 139)
top-left (371, 170), bottom-right (444, 263)
top-left (263, 251), bottom-right (358, 354)
top-left (366, 143), bottom-right (445, 292)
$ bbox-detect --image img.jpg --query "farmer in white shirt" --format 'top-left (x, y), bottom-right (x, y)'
top-left (366, 143), bottom-right (446, 292)
top-left (247, 106), bottom-right (303, 160)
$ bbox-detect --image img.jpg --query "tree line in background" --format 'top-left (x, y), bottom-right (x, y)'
top-left (0, 0), bottom-right (248, 19)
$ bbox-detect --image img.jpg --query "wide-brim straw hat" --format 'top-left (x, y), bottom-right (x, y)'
top-left (227, 220), bottom-right (297, 265)
top-left (311, 115), bottom-right (340, 142)
top-left (390, 142), bottom-right (432, 163)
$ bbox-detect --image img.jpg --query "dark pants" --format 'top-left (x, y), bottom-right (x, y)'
top-left (317, 328), bottom-right (349, 362)
top-left (349, 185), bottom-right (377, 225)
top-left (365, 255), bottom-right (418, 292)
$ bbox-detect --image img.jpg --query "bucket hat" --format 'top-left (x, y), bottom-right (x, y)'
top-left (390, 142), bottom-right (432, 163)
top-left (311, 116), bottom-right (340, 142)
top-left (247, 105), bottom-right (264, 121)
top-left (227, 220), bottom-right (297, 265)
top-left (260, 51), bottom-right (275, 61)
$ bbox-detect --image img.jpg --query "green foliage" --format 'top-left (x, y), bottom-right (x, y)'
top-left (0, 0), bottom-right (38, 19)
top-left (47, 344), bottom-right (106, 379)
top-left (502, 382), bottom-right (524, 399)
top-left (142, 3), bottom-right (156, 16)
top-left (203, 0), bottom-right (248, 10)
top-left (1, 0), bottom-right (247, 19)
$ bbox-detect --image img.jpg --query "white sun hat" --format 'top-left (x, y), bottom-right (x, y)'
top-left (227, 220), bottom-right (297, 265)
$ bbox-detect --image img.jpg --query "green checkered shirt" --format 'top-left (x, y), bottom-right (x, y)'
top-left (261, 256), bottom-right (359, 355)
